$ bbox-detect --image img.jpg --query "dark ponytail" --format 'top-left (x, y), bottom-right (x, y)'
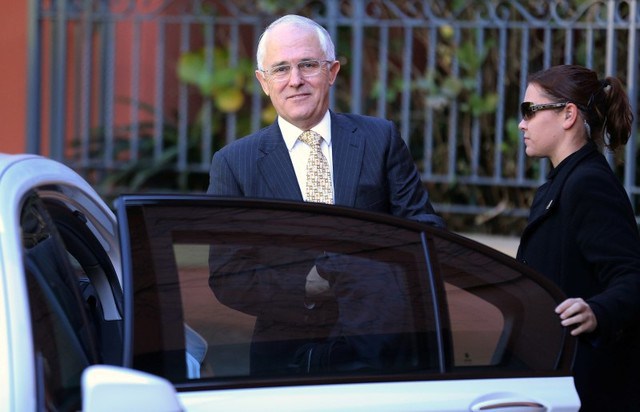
top-left (595, 76), bottom-right (633, 151)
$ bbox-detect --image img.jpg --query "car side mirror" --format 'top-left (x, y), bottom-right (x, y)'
top-left (82, 365), bottom-right (183, 412)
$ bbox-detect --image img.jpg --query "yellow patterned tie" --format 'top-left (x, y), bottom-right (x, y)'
top-left (299, 130), bottom-right (333, 204)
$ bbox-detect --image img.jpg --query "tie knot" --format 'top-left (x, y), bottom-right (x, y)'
top-left (299, 130), bottom-right (322, 147)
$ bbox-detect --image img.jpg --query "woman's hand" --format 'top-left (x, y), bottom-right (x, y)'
top-left (555, 297), bottom-right (598, 336)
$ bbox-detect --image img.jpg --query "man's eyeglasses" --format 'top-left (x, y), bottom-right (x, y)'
top-left (520, 101), bottom-right (568, 120)
top-left (261, 60), bottom-right (333, 82)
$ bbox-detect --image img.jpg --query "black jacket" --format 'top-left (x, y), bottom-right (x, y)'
top-left (517, 142), bottom-right (640, 411)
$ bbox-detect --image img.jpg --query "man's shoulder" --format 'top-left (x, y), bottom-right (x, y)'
top-left (218, 123), bottom-right (278, 152)
top-left (332, 112), bottom-right (391, 126)
top-left (331, 112), bottom-right (395, 139)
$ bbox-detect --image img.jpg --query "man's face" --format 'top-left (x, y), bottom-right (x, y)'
top-left (256, 24), bottom-right (340, 131)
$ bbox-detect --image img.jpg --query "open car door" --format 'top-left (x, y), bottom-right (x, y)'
top-left (116, 194), bottom-right (579, 411)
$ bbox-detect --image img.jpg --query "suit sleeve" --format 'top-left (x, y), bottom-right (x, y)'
top-left (385, 123), bottom-right (445, 227)
top-left (207, 149), bottom-right (243, 196)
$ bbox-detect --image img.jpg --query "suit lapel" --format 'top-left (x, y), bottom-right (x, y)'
top-left (331, 113), bottom-right (364, 206)
top-left (257, 123), bottom-right (303, 201)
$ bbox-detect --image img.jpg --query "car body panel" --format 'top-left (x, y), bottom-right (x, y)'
top-left (177, 377), bottom-right (578, 411)
top-left (0, 154), bottom-right (120, 412)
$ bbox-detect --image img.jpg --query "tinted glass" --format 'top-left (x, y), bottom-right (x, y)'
top-left (428, 235), bottom-right (573, 375)
top-left (120, 199), bottom-right (438, 382)
top-left (118, 197), bottom-right (574, 388)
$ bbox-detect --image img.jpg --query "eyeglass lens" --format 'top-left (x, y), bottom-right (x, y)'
top-left (267, 60), bottom-right (328, 80)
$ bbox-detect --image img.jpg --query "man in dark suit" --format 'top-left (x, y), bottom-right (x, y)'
top-left (208, 14), bottom-right (442, 226)
top-left (207, 14), bottom-right (443, 375)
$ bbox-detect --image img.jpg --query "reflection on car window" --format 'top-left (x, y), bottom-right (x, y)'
top-left (21, 193), bottom-right (99, 411)
top-left (123, 202), bottom-right (438, 382)
top-left (444, 282), bottom-right (504, 366)
top-left (430, 235), bottom-right (570, 372)
top-left (174, 244), bottom-right (252, 377)
top-left (119, 198), bottom-right (574, 388)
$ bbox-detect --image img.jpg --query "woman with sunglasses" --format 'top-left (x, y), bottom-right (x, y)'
top-left (517, 64), bottom-right (640, 411)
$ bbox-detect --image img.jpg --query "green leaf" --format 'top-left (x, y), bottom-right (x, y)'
top-left (177, 51), bottom-right (215, 96)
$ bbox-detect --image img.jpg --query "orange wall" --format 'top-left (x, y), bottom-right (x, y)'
top-left (0, 2), bottom-right (177, 156)
top-left (0, 1), bottom-right (28, 154)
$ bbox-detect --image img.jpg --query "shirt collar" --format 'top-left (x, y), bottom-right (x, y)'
top-left (279, 111), bottom-right (332, 151)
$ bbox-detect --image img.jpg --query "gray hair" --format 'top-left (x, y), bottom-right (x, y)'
top-left (256, 15), bottom-right (335, 71)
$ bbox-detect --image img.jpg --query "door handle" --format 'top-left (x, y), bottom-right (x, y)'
top-left (471, 398), bottom-right (546, 412)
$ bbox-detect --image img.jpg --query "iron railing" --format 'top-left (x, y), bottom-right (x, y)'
top-left (26, 0), bottom-right (639, 229)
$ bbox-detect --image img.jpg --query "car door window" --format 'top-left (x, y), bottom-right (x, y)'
top-left (117, 196), bottom-right (574, 389)
top-left (21, 193), bottom-right (99, 411)
top-left (119, 198), bottom-right (439, 382)
top-left (428, 235), bottom-right (574, 373)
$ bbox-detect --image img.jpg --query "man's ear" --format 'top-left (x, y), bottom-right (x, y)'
top-left (255, 70), bottom-right (270, 96)
top-left (328, 61), bottom-right (341, 85)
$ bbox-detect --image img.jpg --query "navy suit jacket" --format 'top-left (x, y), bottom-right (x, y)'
top-left (207, 111), bottom-right (443, 374)
top-left (207, 111), bottom-right (444, 226)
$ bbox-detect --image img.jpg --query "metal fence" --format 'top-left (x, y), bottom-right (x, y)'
top-left (26, 0), bottom-right (639, 230)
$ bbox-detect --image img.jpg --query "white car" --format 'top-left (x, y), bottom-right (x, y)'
top-left (0, 153), bottom-right (581, 411)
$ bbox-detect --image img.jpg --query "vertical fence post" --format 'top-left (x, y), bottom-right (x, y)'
top-left (624, 0), bottom-right (638, 206)
top-left (49, 0), bottom-right (68, 161)
top-left (26, 0), bottom-right (42, 154)
top-left (25, 0), bottom-right (639, 223)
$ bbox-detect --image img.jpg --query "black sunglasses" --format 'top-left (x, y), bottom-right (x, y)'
top-left (520, 101), bottom-right (568, 120)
